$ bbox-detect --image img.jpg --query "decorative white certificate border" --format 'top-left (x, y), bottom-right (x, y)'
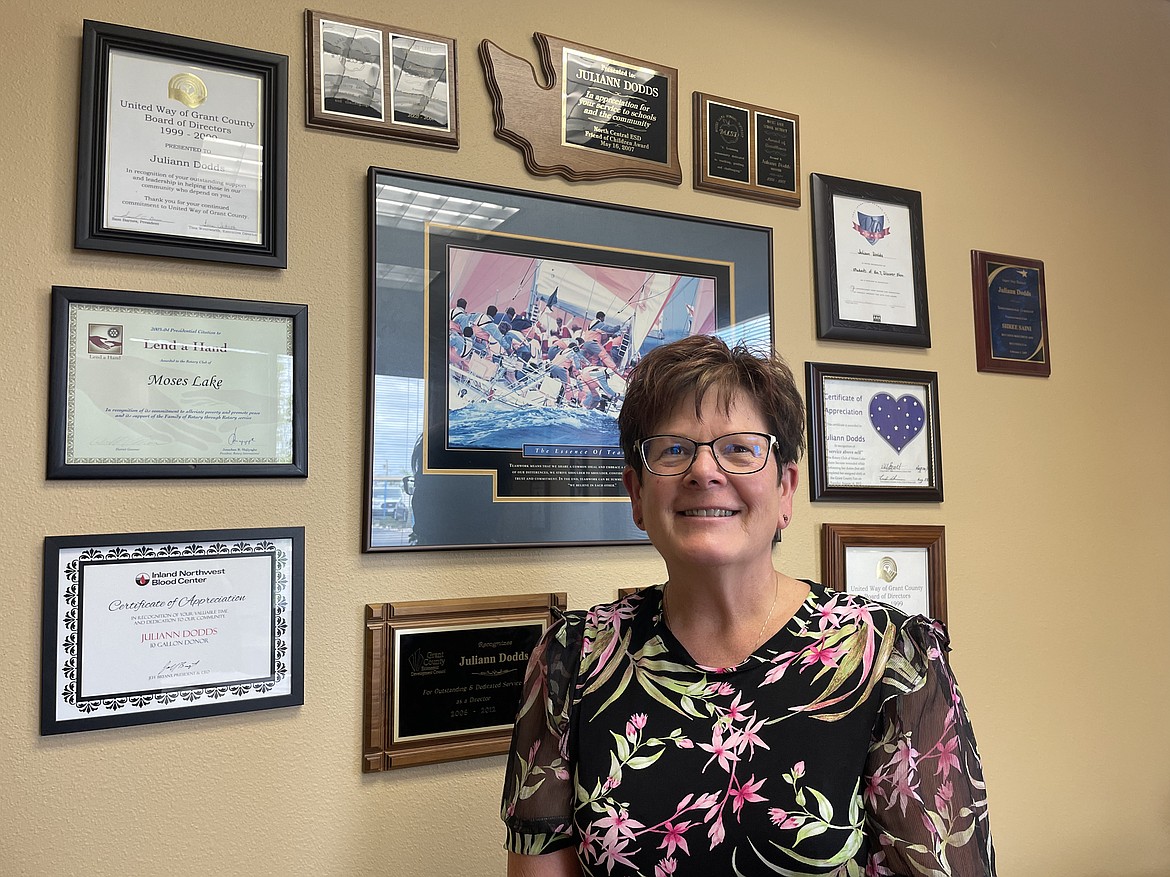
top-left (41, 527), bottom-right (304, 735)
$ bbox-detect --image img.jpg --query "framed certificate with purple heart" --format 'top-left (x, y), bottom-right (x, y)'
top-left (805, 362), bottom-right (943, 502)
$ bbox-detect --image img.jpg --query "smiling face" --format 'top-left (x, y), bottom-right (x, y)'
top-left (623, 391), bottom-right (798, 577)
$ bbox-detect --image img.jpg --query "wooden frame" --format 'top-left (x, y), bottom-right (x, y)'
top-left (822, 523), bottom-right (947, 624)
top-left (810, 173), bottom-right (930, 347)
top-left (693, 92), bottom-right (800, 207)
top-left (363, 592), bottom-right (565, 771)
top-left (48, 285), bottom-right (308, 479)
top-left (480, 33), bottom-right (681, 183)
top-left (75, 20), bottom-right (287, 267)
top-left (305, 11), bottom-right (458, 148)
top-left (971, 250), bottom-right (1051, 376)
top-left (806, 362), bottom-right (944, 503)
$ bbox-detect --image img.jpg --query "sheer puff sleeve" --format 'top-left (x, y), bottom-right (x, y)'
top-left (863, 617), bottom-right (996, 876)
top-left (501, 611), bottom-right (584, 856)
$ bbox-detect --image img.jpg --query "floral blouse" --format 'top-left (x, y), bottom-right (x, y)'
top-left (501, 582), bottom-right (995, 876)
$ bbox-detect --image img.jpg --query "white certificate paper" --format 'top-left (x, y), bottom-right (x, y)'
top-left (831, 194), bottom-right (916, 327)
top-left (844, 546), bottom-right (931, 617)
top-left (821, 376), bottom-right (932, 488)
top-left (79, 554), bottom-right (274, 698)
top-left (102, 48), bottom-right (264, 243)
top-left (65, 302), bottom-right (294, 465)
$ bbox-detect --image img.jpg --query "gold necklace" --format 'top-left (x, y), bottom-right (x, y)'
top-left (662, 573), bottom-right (780, 655)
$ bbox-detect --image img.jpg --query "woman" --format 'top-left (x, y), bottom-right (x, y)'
top-left (501, 336), bottom-right (995, 876)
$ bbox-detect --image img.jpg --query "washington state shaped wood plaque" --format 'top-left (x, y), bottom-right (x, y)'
top-left (479, 33), bottom-right (681, 184)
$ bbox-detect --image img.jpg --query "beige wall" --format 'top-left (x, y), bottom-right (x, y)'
top-left (3, 0), bottom-right (1169, 874)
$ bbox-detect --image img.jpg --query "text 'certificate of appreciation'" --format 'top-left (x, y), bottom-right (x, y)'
top-left (822, 376), bottom-right (932, 488)
top-left (103, 48), bottom-right (263, 243)
top-left (42, 529), bottom-right (303, 735)
top-left (79, 553), bottom-right (274, 699)
top-left (65, 302), bottom-right (293, 466)
top-left (831, 195), bottom-right (916, 327)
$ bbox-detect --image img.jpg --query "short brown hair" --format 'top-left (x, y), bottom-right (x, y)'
top-left (618, 335), bottom-right (805, 480)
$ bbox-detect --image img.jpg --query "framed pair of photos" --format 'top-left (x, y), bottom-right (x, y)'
top-left (47, 285), bottom-right (308, 479)
top-left (806, 362), bottom-right (943, 503)
top-left (75, 20), bottom-right (288, 267)
top-left (362, 593), bottom-right (564, 770)
top-left (822, 523), bottom-right (947, 624)
top-left (811, 173), bottom-right (930, 347)
top-left (41, 527), bottom-right (304, 735)
top-left (304, 11), bottom-right (458, 148)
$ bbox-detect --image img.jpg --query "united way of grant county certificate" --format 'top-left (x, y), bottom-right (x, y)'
top-left (65, 301), bottom-right (294, 465)
top-left (102, 48), bottom-right (264, 243)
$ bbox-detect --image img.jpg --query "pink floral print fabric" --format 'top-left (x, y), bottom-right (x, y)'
top-left (501, 582), bottom-right (995, 876)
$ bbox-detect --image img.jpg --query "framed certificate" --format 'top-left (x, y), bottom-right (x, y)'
top-left (41, 527), bottom-right (304, 735)
top-left (362, 593), bottom-right (565, 770)
top-left (305, 11), bottom-right (458, 148)
top-left (366, 168), bottom-right (773, 551)
top-left (75, 20), bottom-right (288, 267)
top-left (693, 92), bottom-right (800, 207)
top-left (48, 286), bottom-right (308, 479)
top-left (821, 523), bottom-right (947, 624)
top-left (810, 173), bottom-right (930, 347)
top-left (971, 250), bottom-right (1051, 376)
top-left (806, 362), bottom-right (943, 502)
top-left (480, 33), bottom-right (681, 184)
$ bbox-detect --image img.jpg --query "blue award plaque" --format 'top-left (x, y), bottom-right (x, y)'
top-left (972, 251), bottom-right (1050, 376)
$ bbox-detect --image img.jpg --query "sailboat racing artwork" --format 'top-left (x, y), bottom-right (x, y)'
top-left (365, 170), bottom-right (772, 551)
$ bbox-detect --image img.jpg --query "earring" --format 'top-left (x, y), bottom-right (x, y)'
top-left (782, 514), bottom-right (789, 524)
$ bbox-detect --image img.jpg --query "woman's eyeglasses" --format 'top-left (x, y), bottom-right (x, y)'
top-left (639, 432), bottom-right (779, 476)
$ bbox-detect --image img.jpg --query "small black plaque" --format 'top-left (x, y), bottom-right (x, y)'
top-left (395, 621), bottom-right (543, 740)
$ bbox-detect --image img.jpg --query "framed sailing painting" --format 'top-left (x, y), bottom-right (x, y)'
top-left (364, 168), bottom-right (773, 550)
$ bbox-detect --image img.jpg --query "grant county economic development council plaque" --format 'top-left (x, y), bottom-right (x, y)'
top-left (363, 594), bottom-right (564, 769)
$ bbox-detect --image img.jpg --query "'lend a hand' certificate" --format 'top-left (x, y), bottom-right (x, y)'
top-left (102, 48), bottom-right (264, 243)
top-left (65, 300), bottom-right (294, 466)
top-left (41, 529), bottom-right (302, 735)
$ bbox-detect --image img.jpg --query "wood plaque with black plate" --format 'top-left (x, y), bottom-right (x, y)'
top-left (363, 592), bottom-right (565, 770)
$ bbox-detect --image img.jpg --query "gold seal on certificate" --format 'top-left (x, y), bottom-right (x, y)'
top-left (76, 21), bottom-right (287, 267)
top-left (48, 286), bottom-right (308, 479)
top-left (821, 523), bottom-right (948, 624)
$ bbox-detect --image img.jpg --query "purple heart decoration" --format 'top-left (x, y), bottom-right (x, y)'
top-left (868, 393), bottom-right (925, 453)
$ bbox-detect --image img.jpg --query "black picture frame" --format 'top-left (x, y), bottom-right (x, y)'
top-left (48, 285), bottom-right (308, 479)
top-left (366, 168), bottom-right (774, 551)
top-left (75, 20), bottom-right (288, 267)
top-left (810, 173), bottom-right (930, 347)
top-left (806, 361), bottom-right (943, 502)
top-left (41, 527), bottom-right (304, 735)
